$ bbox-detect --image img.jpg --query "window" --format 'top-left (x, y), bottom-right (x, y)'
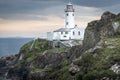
top-left (73, 31), bottom-right (75, 35)
top-left (67, 5), bottom-right (71, 9)
top-left (65, 32), bottom-right (68, 34)
top-left (66, 14), bottom-right (68, 16)
top-left (66, 22), bottom-right (68, 25)
top-left (64, 35), bottom-right (66, 37)
top-left (78, 31), bottom-right (80, 35)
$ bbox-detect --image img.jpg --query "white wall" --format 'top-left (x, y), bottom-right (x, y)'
top-left (53, 32), bottom-right (70, 40)
top-left (47, 32), bottom-right (70, 41)
top-left (47, 27), bottom-right (83, 41)
top-left (47, 32), bottom-right (53, 41)
top-left (70, 28), bottom-right (81, 40)
top-left (53, 32), bottom-right (61, 40)
top-left (65, 12), bottom-right (75, 28)
top-left (60, 32), bottom-right (70, 40)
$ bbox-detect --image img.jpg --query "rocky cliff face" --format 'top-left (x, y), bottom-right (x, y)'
top-left (83, 11), bottom-right (120, 50)
top-left (0, 54), bottom-right (19, 77)
top-left (68, 11), bottom-right (120, 60)
top-left (0, 11), bottom-right (120, 80)
top-left (5, 39), bottom-right (72, 80)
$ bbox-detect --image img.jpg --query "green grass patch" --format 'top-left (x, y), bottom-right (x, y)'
top-left (46, 48), bottom-right (67, 54)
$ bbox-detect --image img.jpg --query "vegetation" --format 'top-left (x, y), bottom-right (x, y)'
top-left (114, 15), bottom-right (120, 23)
top-left (47, 36), bottom-right (120, 80)
top-left (73, 36), bottom-right (120, 80)
top-left (46, 48), bottom-right (67, 54)
top-left (16, 34), bottom-right (120, 80)
top-left (19, 38), bottom-right (68, 74)
top-left (48, 66), bottom-right (73, 80)
top-left (18, 36), bottom-right (120, 80)
top-left (19, 39), bottom-right (50, 62)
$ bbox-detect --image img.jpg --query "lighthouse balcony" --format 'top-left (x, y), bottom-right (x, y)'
top-left (65, 9), bottom-right (74, 12)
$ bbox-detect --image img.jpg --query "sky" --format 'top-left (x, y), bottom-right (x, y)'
top-left (0, 0), bottom-right (120, 38)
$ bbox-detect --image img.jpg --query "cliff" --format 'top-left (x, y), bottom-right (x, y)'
top-left (83, 11), bottom-right (118, 50)
top-left (0, 11), bottom-right (120, 80)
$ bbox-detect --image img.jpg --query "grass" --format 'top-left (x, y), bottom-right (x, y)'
top-left (105, 36), bottom-right (120, 48)
top-left (93, 36), bottom-right (120, 68)
top-left (19, 39), bottom-right (51, 62)
top-left (114, 15), bottom-right (120, 23)
top-left (49, 66), bottom-right (73, 80)
top-left (19, 35), bottom-right (120, 80)
top-left (46, 48), bottom-right (67, 54)
top-left (17, 38), bottom-right (69, 78)
top-left (72, 35), bottom-right (120, 79)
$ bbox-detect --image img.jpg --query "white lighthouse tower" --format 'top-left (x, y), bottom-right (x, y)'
top-left (65, 3), bottom-right (75, 28)
top-left (47, 3), bottom-right (82, 41)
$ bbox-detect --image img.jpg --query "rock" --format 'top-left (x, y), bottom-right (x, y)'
top-left (101, 11), bottom-right (116, 21)
top-left (7, 61), bottom-right (30, 80)
top-left (0, 58), bottom-right (6, 68)
top-left (115, 13), bottom-right (120, 34)
top-left (110, 64), bottom-right (120, 74)
top-left (0, 55), bottom-right (19, 78)
top-left (29, 72), bottom-right (47, 80)
top-left (83, 11), bottom-right (117, 50)
top-left (112, 22), bottom-right (119, 32)
top-left (69, 63), bottom-right (80, 76)
top-left (33, 51), bottom-right (71, 69)
top-left (116, 23), bottom-right (120, 34)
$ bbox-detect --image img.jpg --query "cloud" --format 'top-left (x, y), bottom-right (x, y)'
top-left (0, 4), bottom-right (103, 37)
top-left (0, 0), bottom-right (119, 20)
top-left (102, 4), bottom-right (120, 13)
top-left (72, 5), bottom-right (103, 28)
top-left (71, 0), bottom-right (120, 7)
top-left (0, 18), bottom-right (3, 21)
top-left (43, 5), bottom-right (103, 28)
top-left (0, 0), bottom-right (65, 19)
top-left (0, 0), bottom-right (119, 37)
top-left (38, 4), bottom-right (103, 17)
top-left (0, 16), bottom-right (64, 37)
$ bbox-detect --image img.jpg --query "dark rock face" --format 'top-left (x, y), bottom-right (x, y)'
top-left (34, 53), bottom-right (63, 69)
top-left (83, 11), bottom-right (117, 50)
top-left (7, 62), bottom-right (30, 80)
top-left (101, 11), bottom-right (116, 21)
top-left (0, 55), bottom-right (18, 67)
top-left (0, 55), bottom-right (18, 77)
top-left (117, 25), bottom-right (120, 34)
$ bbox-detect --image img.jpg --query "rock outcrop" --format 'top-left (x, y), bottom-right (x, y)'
top-left (0, 55), bottom-right (18, 77)
top-left (83, 11), bottom-right (117, 50)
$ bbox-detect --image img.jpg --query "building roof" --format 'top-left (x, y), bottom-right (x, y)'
top-left (54, 28), bottom-right (73, 32)
top-left (67, 2), bottom-right (72, 5)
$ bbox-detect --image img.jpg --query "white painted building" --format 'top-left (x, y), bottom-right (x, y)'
top-left (47, 3), bottom-right (82, 41)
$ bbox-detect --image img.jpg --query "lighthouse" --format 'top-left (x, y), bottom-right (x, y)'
top-left (65, 3), bottom-right (75, 28)
top-left (47, 3), bottom-right (82, 41)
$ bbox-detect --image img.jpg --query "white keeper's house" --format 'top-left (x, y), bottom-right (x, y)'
top-left (47, 3), bottom-right (82, 41)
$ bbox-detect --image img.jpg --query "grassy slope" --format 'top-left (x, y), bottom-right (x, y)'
top-left (47, 36), bottom-right (120, 80)
top-left (20, 39), bottom-right (67, 61)
top-left (73, 36), bottom-right (120, 80)
top-left (23, 36), bottom-right (120, 80)
top-left (18, 39), bottom-right (68, 75)
top-left (18, 35), bottom-right (120, 80)
top-left (20, 39), bottom-right (50, 61)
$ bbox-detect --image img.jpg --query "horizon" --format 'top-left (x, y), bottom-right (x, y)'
top-left (0, 0), bottom-right (120, 38)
